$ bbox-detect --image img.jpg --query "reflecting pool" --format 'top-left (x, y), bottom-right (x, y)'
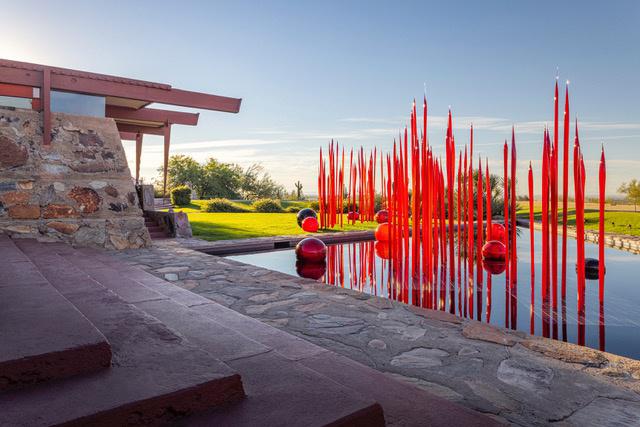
top-left (228, 228), bottom-right (640, 360)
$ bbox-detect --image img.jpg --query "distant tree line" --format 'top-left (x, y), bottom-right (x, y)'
top-left (159, 155), bottom-right (285, 200)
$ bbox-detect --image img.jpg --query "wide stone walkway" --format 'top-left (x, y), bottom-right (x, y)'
top-left (112, 237), bottom-right (640, 426)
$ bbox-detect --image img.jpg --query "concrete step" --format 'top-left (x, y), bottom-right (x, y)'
top-left (65, 247), bottom-right (386, 426)
top-left (72, 248), bottom-right (500, 426)
top-left (150, 231), bottom-right (170, 239)
top-left (0, 240), bottom-right (245, 427)
top-left (0, 236), bottom-right (111, 392)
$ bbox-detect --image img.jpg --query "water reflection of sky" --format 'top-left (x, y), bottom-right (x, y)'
top-left (229, 228), bottom-right (640, 360)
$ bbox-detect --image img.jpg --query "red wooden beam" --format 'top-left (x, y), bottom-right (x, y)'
top-left (116, 123), bottom-right (165, 136)
top-left (42, 69), bottom-right (51, 145)
top-left (119, 131), bottom-right (138, 141)
top-left (106, 105), bottom-right (199, 126)
top-left (163, 124), bottom-right (171, 198)
top-left (135, 133), bottom-right (143, 185)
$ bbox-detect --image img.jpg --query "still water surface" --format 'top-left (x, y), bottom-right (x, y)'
top-left (229, 229), bottom-right (640, 360)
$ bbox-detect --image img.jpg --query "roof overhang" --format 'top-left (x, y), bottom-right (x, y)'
top-left (0, 58), bottom-right (242, 113)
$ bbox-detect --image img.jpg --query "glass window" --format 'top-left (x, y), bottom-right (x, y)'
top-left (51, 91), bottom-right (105, 117)
top-left (0, 96), bottom-right (32, 109)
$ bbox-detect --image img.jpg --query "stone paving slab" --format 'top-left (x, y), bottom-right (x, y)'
top-left (111, 238), bottom-right (640, 426)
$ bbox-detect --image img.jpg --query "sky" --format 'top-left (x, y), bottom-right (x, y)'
top-left (2, 1), bottom-right (639, 197)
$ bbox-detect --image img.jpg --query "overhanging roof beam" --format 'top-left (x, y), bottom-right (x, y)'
top-left (106, 106), bottom-right (199, 126)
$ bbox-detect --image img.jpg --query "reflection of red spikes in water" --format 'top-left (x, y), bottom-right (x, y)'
top-left (510, 129), bottom-right (518, 330)
top-left (528, 162), bottom-right (535, 335)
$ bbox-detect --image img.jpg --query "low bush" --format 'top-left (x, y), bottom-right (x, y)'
top-left (170, 186), bottom-right (191, 206)
top-left (309, 201), bottom-right (320, 211)
top-left (202, 198), bottom-right (247, 213)
top-left (286, 206), bottom-right (301, 213)
top-left (253, 198), bottom-right (284, 213)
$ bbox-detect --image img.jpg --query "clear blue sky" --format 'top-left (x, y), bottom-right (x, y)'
top-left (3, 1), bottom-right (639, 196)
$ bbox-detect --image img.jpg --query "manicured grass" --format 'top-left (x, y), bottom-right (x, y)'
top-left (169, 200), bottom-right (374, 241)
top-left (516, 202), bottom-right (640, 236)
top-left (173, 199), bottom-right (311, 214)
top-left (187, 212), bottom-right (376, 241)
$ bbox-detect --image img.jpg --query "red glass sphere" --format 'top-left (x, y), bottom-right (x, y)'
top-left (482, 240), bottom-right (507, 261)
top-left (301, 216), bottom-right (319, 232)
top-left (490, 223), bottom-right (506, 243)
top-left (375, 209), bottom-right (389, 224)
top-left (347, 211), bottom-right (360, 221)
top-left (296, 261), bottom-right (326, 280)
top-left (374, 241), bottom-right (390, 259)
top-left (482, 259), bottom-right (507, 275)
top-left (375, 223), bottom-right (391, 241)
top-left (295, 237), bottom-right (327, 262)
top-left (296, 208), bottom-right (317, 227)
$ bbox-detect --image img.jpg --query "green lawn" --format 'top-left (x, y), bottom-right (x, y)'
top-left (516, 202), bottom-right (640, 236)
top-left (173, 199), bottom-right (311, 214)
top-left (170, 200), bottom-right (376, 241)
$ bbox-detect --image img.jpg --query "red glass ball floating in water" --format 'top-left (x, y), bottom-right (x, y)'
top-left (301, 217), bottom-right (319, 232)
top-left (374, 223), bottom-right (391, 242)
top-left (347, 211), bottom-right (360, 221)
top-left (482, 240), bottom-right (506, 261)
top-left (374, 241), bottom-right (390, 259)
top-left (375, 209), bottom-right (389, 224)
top-left (490, 223), bottom-right (506, 243)
top-left (296, 208), bottom-right (317, 227)
top-left (296, 260), bottom-right (326, 280)
top-left (482, 259), bottom-right (506, 275)
top-left (295, 237), bottom-right (327, 262)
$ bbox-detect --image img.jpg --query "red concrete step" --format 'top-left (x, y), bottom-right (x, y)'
top-left (0, 235), bottom-right (111, 392)
top-left (150, 230), bottom-right (170, 239)
top-left (63, 248), bottom-right (385, 426)
top-left (0, 240), bottom-right (245, 427)
top-left (70, 248), bottom-right (500, 426)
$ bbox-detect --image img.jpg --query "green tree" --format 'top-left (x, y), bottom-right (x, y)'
top-left (239, 164), bottom-right (285, 200)
top-left (618, 179), bottom-right (640, 211)
top-left (200, 159), bottom-right (243, 199)
top-left (161, 155), bottom-right (202, 195)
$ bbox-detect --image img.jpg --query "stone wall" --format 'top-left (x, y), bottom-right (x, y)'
top-left (0, 107), bottom-right (151, 249)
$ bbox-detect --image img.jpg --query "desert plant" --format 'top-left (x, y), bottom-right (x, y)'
top-left (201, 198), bottom-right (248, 213)
top-left (294, 181), bottom-right (304, 200)
top-left (253, 198), bottom-right (284, 213)
top-left (170, 185), bottom-right (191, 206)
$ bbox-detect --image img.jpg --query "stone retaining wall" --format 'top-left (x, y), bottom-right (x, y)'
top-left (517, 218), bottom-right (640, 254)
top-left (0, 107), bottom-right (150, 249)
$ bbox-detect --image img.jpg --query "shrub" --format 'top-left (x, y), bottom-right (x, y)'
top-left (202, 198), bottom-right (247, 213)
top-left (170, 185), bottom-right (191, 206)
top-left (286, 206), bottom-right (301, 213)
top-left (309, 201), bottom-right (320, 211)
top-left (253, 198), bottom-right (284, 213)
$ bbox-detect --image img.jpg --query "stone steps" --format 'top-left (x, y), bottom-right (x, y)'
top-left (143, 213), bottom-right (171, 239)
top-left (75, 247), bottom-right (498, 426)
top-left (0, 239), bottom-right (245, 426)
top-left (64, 247), bottom-right (386, 426)
top-left (0, 235), bottom-right (112, 392)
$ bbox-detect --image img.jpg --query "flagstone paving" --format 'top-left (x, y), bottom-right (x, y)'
top-left (112, 237), bottom-right (640, 426)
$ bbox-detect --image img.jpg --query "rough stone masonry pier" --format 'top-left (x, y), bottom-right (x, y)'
top-left (0, 108), bottom-right (151, 249)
